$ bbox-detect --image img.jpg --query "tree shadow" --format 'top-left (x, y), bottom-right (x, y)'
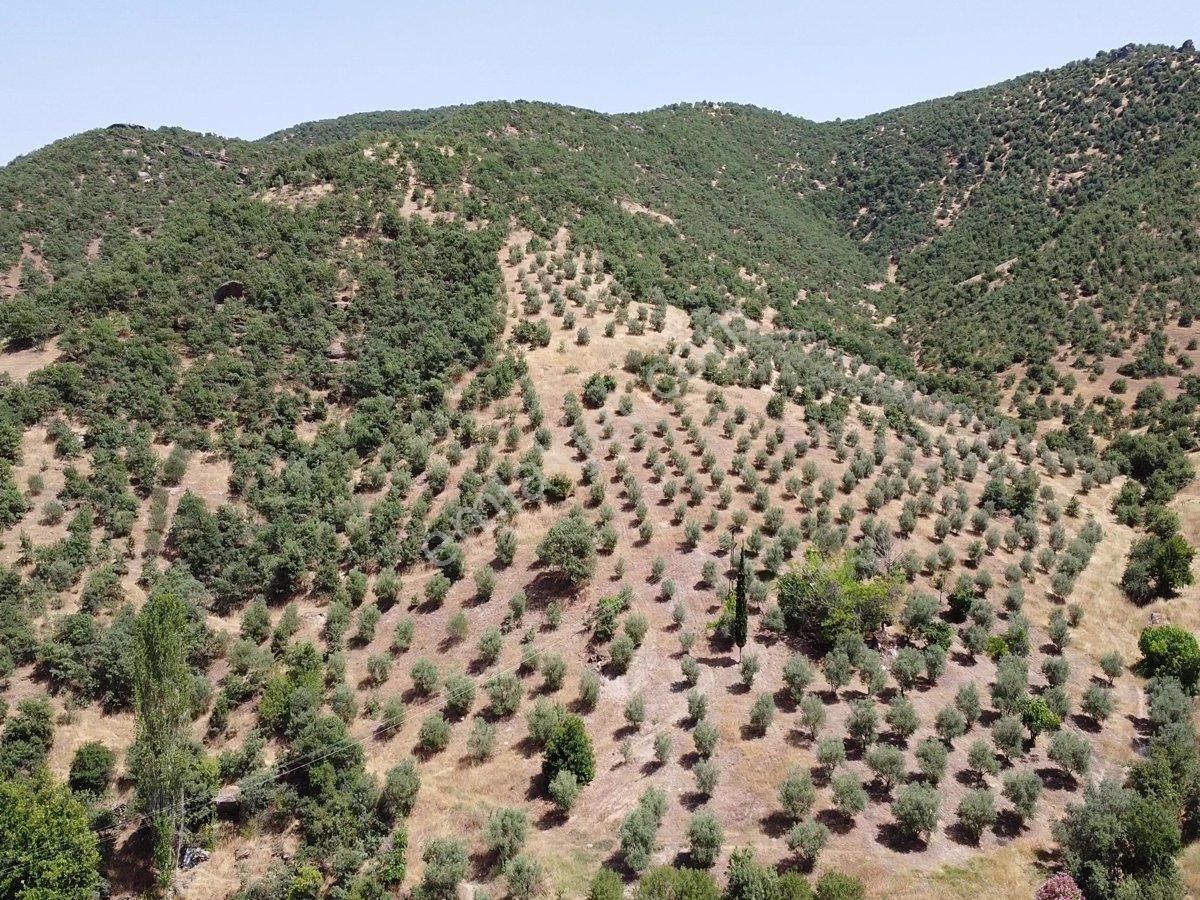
top-left (1126, 712), bottom-right (1151, 736)
top-left (875, 822), bottom-right (928, 853)
top-left (954, 767), bottom-right (984, 788)
top-left (995, 809), bottom-right (1025, 838)
top-left (1036, 766), bottom-right (1078, 792)
top-left (945, 821), bottom-right (984, 848)
top-left (524, 770), bottom-right (548, 801)
top-left (680, 791), bottom-right (709, 812)
top-left (760, 810), bottom-right (793, 838)
top-left (785, 729), bottom-right (812, 749)
top-left (816, 807), bottom-right (856, 836)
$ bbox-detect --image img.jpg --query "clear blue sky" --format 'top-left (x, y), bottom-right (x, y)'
top-left (4, 0), bottom-right (1196, 164)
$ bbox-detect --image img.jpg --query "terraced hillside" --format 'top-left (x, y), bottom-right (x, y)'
top-left (0, 41), bottom-right (1198, 900)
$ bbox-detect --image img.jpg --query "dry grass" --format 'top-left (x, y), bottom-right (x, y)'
top-left (1, 227), bottom-right (1187, 899)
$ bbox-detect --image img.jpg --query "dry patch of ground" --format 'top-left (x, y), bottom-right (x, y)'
top-left (618, 199), bottom-right (676, 226)
top-left (0, 336), bottom-right (62, 383)
top-left (261, 182), bottom-right (335, 209)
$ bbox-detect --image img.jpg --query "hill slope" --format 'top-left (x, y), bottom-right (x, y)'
top-left (0, 41), bottom-right (1198, 900)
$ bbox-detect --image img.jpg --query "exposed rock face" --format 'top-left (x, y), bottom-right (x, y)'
top-left (213, 280), bottom-right (245, 303)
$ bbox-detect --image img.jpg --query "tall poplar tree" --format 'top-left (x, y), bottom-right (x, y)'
top-left (129, 592), bottom-right (192, 885)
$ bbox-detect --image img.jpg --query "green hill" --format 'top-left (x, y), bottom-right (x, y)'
top-left (1, 41), bottom-right (1198, 900)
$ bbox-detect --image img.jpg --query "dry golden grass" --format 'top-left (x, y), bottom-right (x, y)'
top-left (2, 226), bottom-right (1189, 899)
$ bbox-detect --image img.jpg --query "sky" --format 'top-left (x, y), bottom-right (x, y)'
top-left (3, 0), bottom-right (1196, 164)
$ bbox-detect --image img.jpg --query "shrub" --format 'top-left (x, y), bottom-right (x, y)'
top-left (956, 789), bottom-right (997, 844)
top-left (787, 818), bottom-right (829, 868)
top-left (1052, 778), bottom-right (1181, 899)
top-left (814, 872), bottom-right (865, 900)
top-left (485, 673), bottom-right (523, 716)
top-left (419, 837), bottom-right (469, 900)
top-left (485, 807), bottom-right (529, 864)
top-left (749, 693), bottom-right (775, 735)
top-left (687, 811), bottom-right (724, 867)
top-left (417, 714), bottom-right (451, 753)
top-left (636, 867), bottom-right (721, 900)
top-left (381, 759), bottom-right (421, 818)
top-left (0, 775), bottom-right (101, 898)
top-left (1034, 873), bottom-right (1084, 900)
top-left (892, 784), bottom-right (940, 842)
top-left (543, 714), bottom-right (595, 785)
top-left (68, 741), bottom-right (116, 795)
top-left (549, 769), bottom-right (581, 813)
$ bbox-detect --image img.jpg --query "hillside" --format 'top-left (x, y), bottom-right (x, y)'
top-left (0, 41), bottom-right (1198, 900)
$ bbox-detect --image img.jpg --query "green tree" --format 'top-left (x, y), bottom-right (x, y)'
top-left (589, 868), bottom-right (624, 900)
top-left (0, 774), bottom-right (101, 900)
top-left (956, 789), bottom-right (997, 844)
top-left (68, 741), bottom-right (116, 796)
top-left (485, 807), bottom-right (529, 865)
top-left (1138, 625), bottom-right (1200, 692)
top-left (687, 811), bottom-right (724, 867)
top-left (536, 508), bottom-right (598, 584)
top-left (543, 714), bottom-right (595, 786)
top-left (892, 784), bottom-right (940, 843)
top-left (1053, 778), bottom-right (1181, 899)
top-left (129, 591), bottom-right (195, 883)
top-left (732, 551), bottom-right (749, 658)
top-left (1002, 770), bottom-right (1042, 824)
top-left (419, 837), bottom-right (469, 900)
